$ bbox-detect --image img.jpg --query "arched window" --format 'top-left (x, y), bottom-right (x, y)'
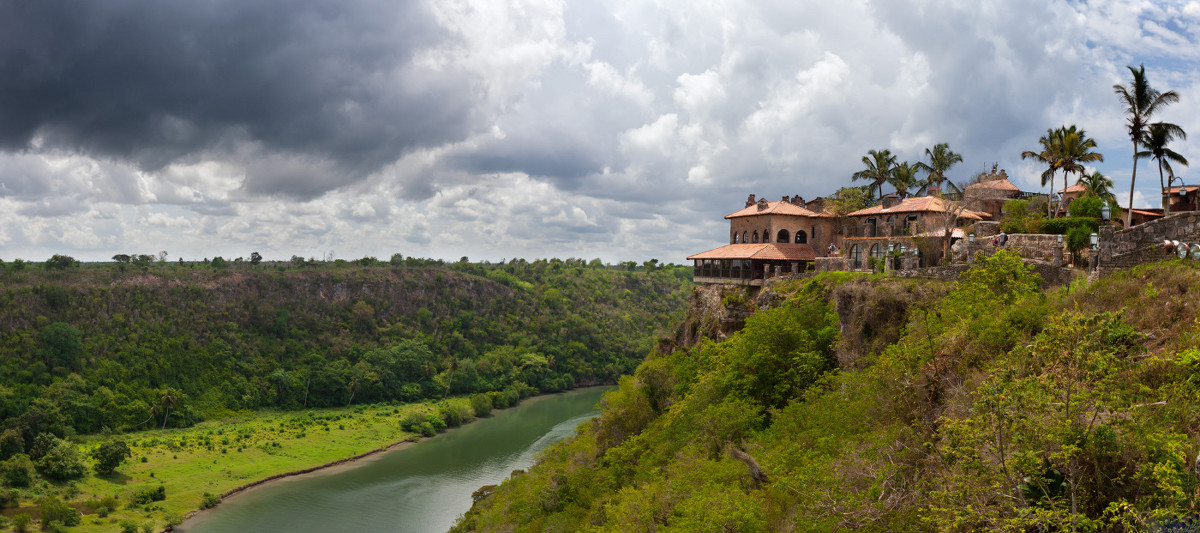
top-left (777, 229), bottom-right (789, 243)
top-left (752, 231), bottom-right (759, 243)
top-left (866, 217), bottom-right (877, 237)
top-left (904, 215), bottom-right (919, 232)
top-left (762, 229), bottom-right (770, 243)
top-left (850, 244), bottom-right (862, 269)
top-left (870, 244), bottom-right (885, 260)
top-left (794, 230), bottom-right (807, 244)
top-left (732, 232), bottom-right (739, 244)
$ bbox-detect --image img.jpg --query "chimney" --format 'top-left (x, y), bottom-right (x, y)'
top-left (781, 195), bottom-right (790, 204)
top-left (882, 196), bottom-right (902, 209)
top-left (757, 198), bottom-right (769, 211)
top-left (746, 194), bottom-right (756, 207)
top-left (807, 198), bottom-right (825, 212)
top-left (795, 196), bottom-right (804, 206)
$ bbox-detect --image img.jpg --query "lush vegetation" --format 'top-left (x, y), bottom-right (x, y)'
top-left (455, 252), bottom-right (1200, 532)
top-left (0, 257), bottom-right (691, 530)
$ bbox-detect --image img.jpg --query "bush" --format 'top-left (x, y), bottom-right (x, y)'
top-left (36, 441), bottom-right (87, 481)
top-left (132, 485), bottom-right (166, 505)
top-left (200, 492), bottom-right (221, 509)
top-left (91, 439), bottom-right (132, 475)
top-left (417, 422), bottom-right (436, 437)
top-left (12, 513), bottom-right (32, 532)
top-left (1067, 196), bottom-right (1104, 218)
top-left (0, 453), bottom-right (35, 487)
top-left (439, 404), bottom-right (472, 427)
top-left (1037, 216), bottom-right (1100, 235)
top-left (399, 412), bottom-right (426, 432)
top-left (470, 394), bottom-right (493, 418)
top-left (39, 497), bottom-right (81, 527)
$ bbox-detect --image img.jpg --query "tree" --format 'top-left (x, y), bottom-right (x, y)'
top-left (1114, 64), bottom-right (1182, 226)
top-left (210, 256), bottom-right (228, 269)
top-left (250, 251), bottom-right (263, 265)
top-left (1077, 170), bottom-right (1116, 205)
top-left (826, 186), bottom-right (874, 215)
top-left (1137, 122), bottom-right (1189, 216)
top-left (852, 149), bottom-right (897, 201)
top-left (36, 440), bottom-right (87, 480)
top-left (91, 439), bottom-right (131, 475)
top-left (888, 161), bottom-right (919, 198)
top-left (0, 453), bottom-right (35, 487)
top-left (1054, 125), bottom-right (1104, 211)
top-left (40, 322), bottom-right (82, 371)
top-left (44, 254), bottom-right (78, 271)
top-left (915, 142), bottom-right (964, 192)
top-left (1021, 128), bottom-right (1064, 218)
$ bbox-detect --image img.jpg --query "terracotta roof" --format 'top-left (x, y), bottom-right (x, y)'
top-left (1059, 183), bottom-right (1086, 194)
top-left (1164, 186), bottom-right (1199, 194)
top-left (1131, 209), bottom-right (1163, 217)
top-left (966, 178), bottom-right (1021, 192)
top-left (687, 243), bottom-right (817, 261)
top-left (725, 200), bottom-right (826, 219)
top-left (846, 196), bottom-right (986, 220)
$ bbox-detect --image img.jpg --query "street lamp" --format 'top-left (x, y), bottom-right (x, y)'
top-left (1101, 203), bottom-right (1111, 221)
top-left (1089, 232), bottom-right (1099, 250)
top-left (1167, 175), bottom-right (1188, 216)
top-left (968, 233), bottom-right (975, 243)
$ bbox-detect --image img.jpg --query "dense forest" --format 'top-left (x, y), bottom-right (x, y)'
top-left (0, 257), bottom-right (692, 456)
top-left (455, 253), bottom-right (1200, 532)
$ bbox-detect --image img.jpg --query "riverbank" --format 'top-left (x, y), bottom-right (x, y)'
top-left (176, 386), bottom-right (612, 533)
top-left (2, 396), bottom-right (482, 532)
top-left (178, 388), bottom-right (580, 530)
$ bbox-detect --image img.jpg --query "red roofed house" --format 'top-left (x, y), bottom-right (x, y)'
top-left (843, 195), bottom-right (986, 269)
top-left (963, 166), bottom-right (1027, 220)
top-left (688, 194), bottom-right (839, 285)
top-left (1163, 185), bottom-right (1200, 215)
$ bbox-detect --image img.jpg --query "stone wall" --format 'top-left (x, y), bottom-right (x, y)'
top-left (962, 234), bottom-right (1065, 266)
top-left (1098, 212), bottom-right (1200, 271)
top-left (815, 257), bottom-right (847, 272)
top-left (892, 260), bottom-right (1075, 289)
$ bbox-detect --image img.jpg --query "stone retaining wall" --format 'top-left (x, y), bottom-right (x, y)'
top-left (1098, 212), bottom-right (1200, 271)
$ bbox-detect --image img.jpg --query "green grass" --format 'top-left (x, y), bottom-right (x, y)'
top-left (12, 397), bottom-right (471, 532)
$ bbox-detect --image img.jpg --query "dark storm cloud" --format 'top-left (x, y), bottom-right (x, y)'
top-left (0, 0), bottom-right (477, 198)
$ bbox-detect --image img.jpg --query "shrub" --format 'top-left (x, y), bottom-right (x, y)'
top-left (12, 513), bottom-right (32, 532)
top-left (0, 454), bottom-right (35, 487)
top-left (417, 422), bottom-right (436, 437)
top-left (39, 497), bottom-right (81, 527)
top-left (399, 412), bottom-right (426, 432)
top-left (439, 404), bottom-right (472, 427)
top-left (1037, 216), bottom-right (1099, 235)
top-left (36, 441), bottom-right (87, 481)
top-left (470, 394), bottom-right (493, 418)
top-left (424, 413), bottom-right (446, 432)
top-left (132, 485), bottom-right (166, 505)
top-left (200, 492), bottom-right (220, 509)
top-left (1068, 196), bottom-right (1104, 218)
top-left (91, 439), bottom-right (132, 475)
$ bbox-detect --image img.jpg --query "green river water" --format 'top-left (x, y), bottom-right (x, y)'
top-left (177, 386), bottom-right (610, 533)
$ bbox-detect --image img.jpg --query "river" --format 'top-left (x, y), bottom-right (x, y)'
top-left (177, 386), bottom-right (610, 533)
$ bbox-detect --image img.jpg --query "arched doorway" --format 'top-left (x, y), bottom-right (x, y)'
top-left (794, 230), bottom-right (807, 244)
top-left (777, 229), bottom-right (789, 243)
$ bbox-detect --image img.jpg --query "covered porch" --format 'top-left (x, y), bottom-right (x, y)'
top-left (687, 243), bottom-right (816, 285)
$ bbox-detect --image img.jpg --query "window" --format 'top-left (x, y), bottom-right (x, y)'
top-left (777, 229), bottom-right (789, 243)
top-left (794, 230), bottom-right (807, 244)
top-left (743, 231), bottom-right (749, 243)
top-left (752, 231), bottom-right (759, 243)
top-left (762, 229), bottom-right (770, 243)
top-left (904, 215), bottom-right (919, 232)
top-left (866, 217), bottom-right (877, 237)
top-left (850, 244), bottom-right (862, 269)
top-left (732, 232), bottom-right (739, 244)
top-left (870, 244), bottom-right (884, 260)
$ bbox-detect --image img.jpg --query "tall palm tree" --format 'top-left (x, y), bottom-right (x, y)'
top-left (1055, 125), bottom-right (1104, 213)
top-left (915, 142), bottom-right (964, 192)
top-left (1114, 64), bottom-right (1182, 226)
top-left (1137, 122), bottom-right (1189, 216)
top-left (888, 161), bottom-right (919, 198)
top-left (1021, 128), bottom-right (1063, 218)
top-left (852, 149), bottom-right (897, 201)
top-left (1078, 170), bottom-right (1116, 205)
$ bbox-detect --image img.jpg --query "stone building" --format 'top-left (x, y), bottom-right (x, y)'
top-left (963, 166), bottom-right (1027, 220)
top-left (842, 195), bottom-right (985, 269)
top-left (688, 194), bottom-right (837, 285)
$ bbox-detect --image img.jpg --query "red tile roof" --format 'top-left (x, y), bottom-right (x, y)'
top-left (846, 196), bottom-right (986, 220)
top-left (1059, 183), bottom-right (1086, 194)
top-left (687, 243), bottom-right (817, 261)
top-left (966, 178), bottom-right (1021, 192)
top-left (725, 200), bottom-right (828, 219)
top-left (1164, 186), bottom-right (1199, 194)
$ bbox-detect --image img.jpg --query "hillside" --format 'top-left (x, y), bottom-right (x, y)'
top-left (0, 259), bottom-right (691, 445)
top-left (454, 253), bottom-right (1200, 532)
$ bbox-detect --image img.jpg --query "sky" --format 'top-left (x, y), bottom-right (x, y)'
top-left (1, 0), bottom-right (1199, 264)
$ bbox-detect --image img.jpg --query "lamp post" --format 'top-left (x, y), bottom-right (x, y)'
top-left (1167, 175), bottom-right (1187, 216)
top-left (968, 233), bottom-right (975, 243)
top-left (1089, 232), bottom-right (1099, 250)
top-left (1101, 202), bottom-right (1111, 221)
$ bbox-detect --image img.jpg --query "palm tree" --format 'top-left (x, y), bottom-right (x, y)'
top-left (1114, 64), bottom-right (1182, 226)
top-left (1021, 128), bottom-right (1063, 218)
top-left (1137, 122), bottom-right (1189, 216)
top-left (1078, 170), bottom-right (1116, 205)
top-left (915, 142), bottom-right (964, 192)
top-left (888, 161), bottom-right (919, 198)
top-left (1055, 125), bottom-right (1104, 212)
top-left (852, 149), bottom-right (897, 201)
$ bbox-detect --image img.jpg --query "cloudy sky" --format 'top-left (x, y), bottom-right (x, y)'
top-left (1, 0), bottom-right (1198, 264)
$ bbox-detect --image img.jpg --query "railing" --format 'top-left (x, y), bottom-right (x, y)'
top-left (693, 264), bottom-right (758, 280)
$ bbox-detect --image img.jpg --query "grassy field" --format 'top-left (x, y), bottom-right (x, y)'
top-left (2, 397), bottom-right (472, 532)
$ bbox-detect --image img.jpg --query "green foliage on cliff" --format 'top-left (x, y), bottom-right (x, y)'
top-left (455, 252), bottom-right (1200, 532)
